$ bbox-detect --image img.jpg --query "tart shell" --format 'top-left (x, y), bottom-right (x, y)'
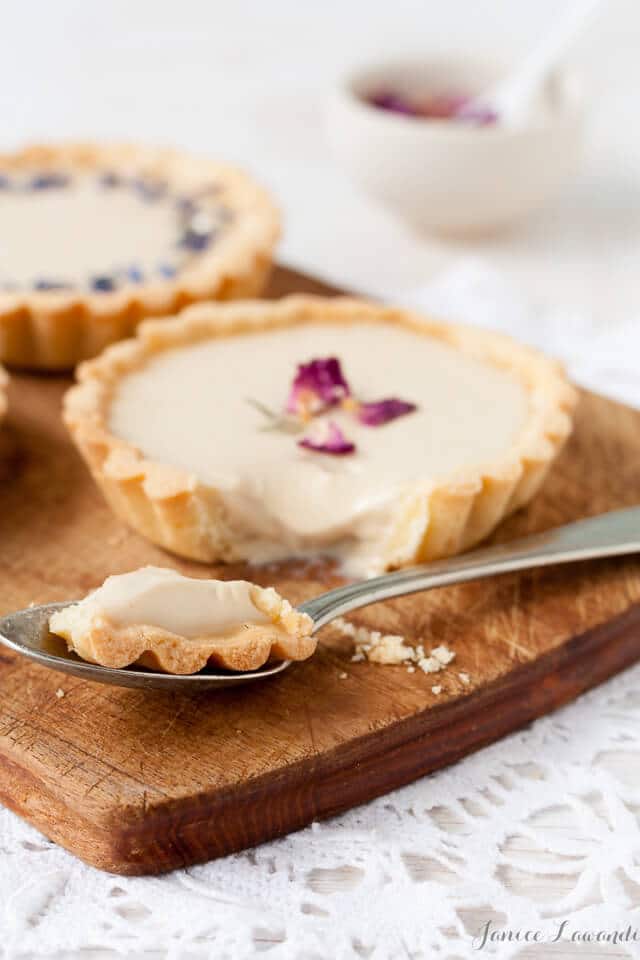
top-left (0, 143), bottom-right (280, 370)
top-left (63, 295), bottom-right (578, 573)
top-left (51, 613), bottom-right (316, 675)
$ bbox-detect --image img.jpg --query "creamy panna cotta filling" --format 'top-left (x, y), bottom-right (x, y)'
top-left (49, 566), bottom-right (315, 673)
top-left (0, 171), bottom-right (229, 292)
top-left (108, 321), bottom-right (530, 574)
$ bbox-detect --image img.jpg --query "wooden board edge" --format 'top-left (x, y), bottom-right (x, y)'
top-left (20, 599), bottom-right (637, 875)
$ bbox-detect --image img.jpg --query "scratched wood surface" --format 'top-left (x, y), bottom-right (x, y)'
top-left (0, 266), bottom-right (639, 876)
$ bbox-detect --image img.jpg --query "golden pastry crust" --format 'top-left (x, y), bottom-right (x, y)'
top-left (49, 582), bottom-right (315, 674)
top-left (0, 142), bottom-right (280, 369)
top-left (63, 295), bottom-right (578, 571)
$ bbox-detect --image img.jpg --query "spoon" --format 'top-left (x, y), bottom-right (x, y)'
top-left (458, 0), bottom-right (604, 126)
top-left (1, 505), bottom-right (638, 691)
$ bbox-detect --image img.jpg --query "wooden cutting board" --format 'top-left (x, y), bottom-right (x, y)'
top-left (1, 266), bottom-right (640, 876)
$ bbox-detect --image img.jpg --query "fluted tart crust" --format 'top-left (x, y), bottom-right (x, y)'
top-left (49, 567), bottom-right (315, 674)
top-left (63, 295), bottom-right (577, 575)
top-left (0, 143), bottom-right (279, 369)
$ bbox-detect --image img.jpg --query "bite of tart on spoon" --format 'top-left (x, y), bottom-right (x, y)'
top-left (48, 566), bottom-right (315, 675)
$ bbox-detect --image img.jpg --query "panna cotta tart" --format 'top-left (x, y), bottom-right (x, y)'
top-left (0, 143), bottom-right (279, 369)
top-left (49, 566), bottom-right (315, 674)
top-left (63, 296), bottom-right (576, 577)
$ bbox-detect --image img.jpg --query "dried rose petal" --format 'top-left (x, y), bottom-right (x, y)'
top-left (357, 398), bottom-right (417, 426)
top-left (367, 88), bottom-right (498, 126)
top-left (286, 357), bottom-right (350, 419)
top-left (367, 91), bottom-right (420, 116)
top-left (298, 420), bottom-right (355, 456)
top-left (452, 98), bottom-right (499, 126)
top-left (417, 93), bottom-right (470, 119)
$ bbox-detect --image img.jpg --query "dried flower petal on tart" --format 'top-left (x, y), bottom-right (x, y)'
top-left (298, 420), bottom-right (355, 456)
top-left (286, 357), bottom-right (351, 420)
top-left (357, 397), bottom-right (417, 426)
top-left (48, 566), bottom-right (315, 674)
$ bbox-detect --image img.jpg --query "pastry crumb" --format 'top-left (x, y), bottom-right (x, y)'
top-left (365, 633), bottom-right (414, 665)
top-left (432, 644), bottom-right (455, 666)
top-left (333, 619), bottom-right (457, 675)
top-left (333, 616), bottom-right (356, 637)
top-left (431, 685), bottom-right (442, 695)
top-left (459, 671), bottom-right (471, 685)
top-left (417, 656), bottom-right (443, 674)
top-left (339, 671), bottom-right (348, 680)
top-left (55, 688), bottom-right (65, 699)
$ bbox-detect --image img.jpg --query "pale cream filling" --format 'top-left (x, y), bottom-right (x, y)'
top-left (50, 566), bottom-right (274, 639)
top-left (0, 179), bottom-right (179, 286)
top-left (108, 322), bottom-right (529, 571)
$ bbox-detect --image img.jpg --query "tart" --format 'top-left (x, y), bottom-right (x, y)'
top-left (64, 295), bottom-right (577, 577)
top-left (49, 566), bottom-right (315, 674)
top-left (0, 143), bottom-right (279, 369)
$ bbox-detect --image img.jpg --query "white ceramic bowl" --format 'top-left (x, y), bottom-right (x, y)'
top-left (326, 55), bottom-right (585, 235)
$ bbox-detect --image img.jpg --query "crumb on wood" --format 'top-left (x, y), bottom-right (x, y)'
top-left (338, 671), bottom-right (348, 680)
top-left (55, 688), bottom-right (65, 699)
top-left (431, 685), bottom-right (442, 695)
top-left (459, 671), bottom-right (471, 685)
top-left (333, 618), bottom-right (456, 676)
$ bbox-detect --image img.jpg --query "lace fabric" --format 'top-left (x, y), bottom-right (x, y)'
top-left (3, 262), bottom-right (640, 959)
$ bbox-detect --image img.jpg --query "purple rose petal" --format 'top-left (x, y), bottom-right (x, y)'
top-left (298, 420), bottom-right (355, 456)
top-left (286, 357), bottom-right (351, 419)
top-left (367, 88), bottom-right (499, 126)
top-left (367, 91), bottom-right (420, 116)
top-left (358, 397), bottom-right (417, 426)
top-left (452, 98), bottom-right (499, 126)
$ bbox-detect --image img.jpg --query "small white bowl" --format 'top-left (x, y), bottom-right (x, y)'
top-left (326, 54), bottom-right (585, 236)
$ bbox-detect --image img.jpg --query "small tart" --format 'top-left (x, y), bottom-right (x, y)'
top-left (63, 295), bottom-right (577, 577)
top-left (49, 566), bottom-right (315, 674)
top-left (0, 143), bottom-right (279, 369)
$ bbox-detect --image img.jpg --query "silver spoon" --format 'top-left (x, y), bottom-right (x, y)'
top-left (1, 506), bottom-right (639, 691)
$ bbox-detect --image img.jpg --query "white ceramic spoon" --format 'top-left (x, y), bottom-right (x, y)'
top-left (460, 0), bottom-right (604, 126)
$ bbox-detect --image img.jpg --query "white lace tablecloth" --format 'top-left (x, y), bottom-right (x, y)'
top-left (3, 264), bottom-right (640, 960)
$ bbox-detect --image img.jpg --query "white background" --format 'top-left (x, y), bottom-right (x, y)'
top-left (3, 0), bottom-right (640, 322)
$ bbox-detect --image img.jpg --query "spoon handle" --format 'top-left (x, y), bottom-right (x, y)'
top-left (490, 0), bottom-right (604, 121)
top-left (299, 506), bottom-right (640, 631)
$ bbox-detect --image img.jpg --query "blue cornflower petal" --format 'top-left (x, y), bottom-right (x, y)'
top-left (34, 279), bottom-right (70, 291)
top-left (99, 172), bottom-right (121, 189)
top-left (133, 178), bottom-right (166, 202)
top-left (126, 265), bottom-right (144, 284)
top-left (91, 275), bottom-right (117, 292)
top-left (30, 173), bottom-right (70, 190)
top-left (180, 228), bottom-right (213, 252)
